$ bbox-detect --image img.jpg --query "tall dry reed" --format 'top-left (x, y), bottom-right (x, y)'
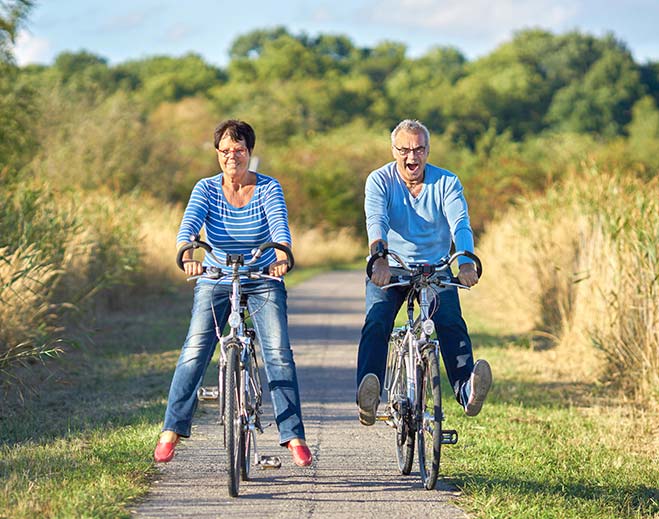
top-left (290, 226), bottom-right (365, 268)
top-left (474, 164), bottom-right (659, 402)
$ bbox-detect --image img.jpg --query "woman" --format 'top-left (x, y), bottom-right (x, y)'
top-left (154, 119), bottom-right (312, 467)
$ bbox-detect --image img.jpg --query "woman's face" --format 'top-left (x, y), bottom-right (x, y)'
top-left (216, 133), bottom-right (250, 178)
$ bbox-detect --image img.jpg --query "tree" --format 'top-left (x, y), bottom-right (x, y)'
top-left (116, 53), bottom-right (226, 106)
top-left (380, 46), bottom-right (466, 130)
top-left (0, 0), bottom-right (36, 171)
top-left (0, 0), bottom-right (33, 64)
top-left (546, 46), bottom-right (644, 136)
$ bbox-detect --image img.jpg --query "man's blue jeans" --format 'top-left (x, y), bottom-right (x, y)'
top-left (163, 279), bottom-right (305, 445)
top-left (357, 278), bottom-right (475, 406)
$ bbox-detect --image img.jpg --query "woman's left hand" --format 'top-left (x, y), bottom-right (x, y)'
top-left (268, 259), bottom-right (289, 277)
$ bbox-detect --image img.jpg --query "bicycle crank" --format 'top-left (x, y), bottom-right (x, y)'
top-left (255, 455), bottom-right (282, 469)
top-left (197, 386), bottom-right (219, 400)
top-left (441, 429), bottom-right (458, 444)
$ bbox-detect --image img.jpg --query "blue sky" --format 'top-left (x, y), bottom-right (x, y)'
top-left (12, 0), bottom-right (659, 67)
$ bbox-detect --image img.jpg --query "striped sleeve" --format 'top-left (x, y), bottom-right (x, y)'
top-left (262, 178), bottom-right (292, 245)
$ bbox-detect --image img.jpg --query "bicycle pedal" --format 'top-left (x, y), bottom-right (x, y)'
top-left (256, 455), bottom-right (282, 469)
top-left (441, 429), bottom-right (458, 445)
top-left (375, 413), bottom-right (392, 421)
top-left (197, 386), bottom-right (219, 400)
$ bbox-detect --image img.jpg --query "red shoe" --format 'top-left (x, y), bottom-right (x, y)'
top-left (287, 442), bottom-right (312, 467)
top-left (154, 439), bottom-right (178, 463)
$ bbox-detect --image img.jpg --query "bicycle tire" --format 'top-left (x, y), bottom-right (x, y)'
top-left (241, 348), bottom-right (259, 481)
top-left (241, 428), bottom-right (252, 481)
top-left (218, 362), bottom-right (226, 427)
top-left (224, 346), bottom-right (243, 497)
top-left (416, 348), bottom-right (442, 490)
top-left (392, 352), bottom-right (415, 475)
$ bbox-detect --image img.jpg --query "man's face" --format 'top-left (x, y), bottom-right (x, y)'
top-left (216, 134), bottom-right (250, 176)
top-left (392, 130), bottom-right (428, 184)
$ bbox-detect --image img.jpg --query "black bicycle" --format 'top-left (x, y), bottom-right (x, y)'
top-left (176, 235), bottom-right (294, 497)
top-left (366, 248), bottom-right (482, 489)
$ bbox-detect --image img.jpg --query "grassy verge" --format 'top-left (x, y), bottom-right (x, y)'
top-left (0, 284), bottom-right (188, 519)
top-left (442, 297), bottom-right (659, 519)
top-left (0, 264), bottom-right (361, 519)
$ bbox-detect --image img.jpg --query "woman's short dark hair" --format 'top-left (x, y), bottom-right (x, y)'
top-left (213, 120), bottom-right (256, 152)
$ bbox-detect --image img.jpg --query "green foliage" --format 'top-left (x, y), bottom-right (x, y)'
top-left (116, 53), bottom-right (226, 106)
top-left (627, 95), bottom-right (659, 167)
top-left (547, 48), bottom-right (644, 136)
top-left (0, 0), bottom-right (33, 64)
top-left (5, 21), bottom-right (659, 385)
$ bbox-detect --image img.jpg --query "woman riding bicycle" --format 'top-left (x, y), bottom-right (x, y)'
top-left (154, 119), bottom-right (312, 467)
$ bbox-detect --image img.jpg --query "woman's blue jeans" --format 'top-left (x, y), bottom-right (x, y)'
top-left (162, 279), bottom-right (305, 445)
top-left (356, 278), bottom-right (475, 406)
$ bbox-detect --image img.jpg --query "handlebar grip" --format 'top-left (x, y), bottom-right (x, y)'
top-left (176, 235), bottom-right (213, 271)
top-left (257, 242), bottom-right (295, 273)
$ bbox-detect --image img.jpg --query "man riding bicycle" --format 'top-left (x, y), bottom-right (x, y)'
top-left (356, 119), bottom-right (492, 426)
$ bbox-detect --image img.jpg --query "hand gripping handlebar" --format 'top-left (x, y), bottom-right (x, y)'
top-left (366, 248), bottom-right (482, 284)
top-left (176, 234), bottom-right (295, 274)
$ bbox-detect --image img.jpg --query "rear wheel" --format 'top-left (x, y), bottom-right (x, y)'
top-left (224, 346), bottom-right (243, 497)
top-left (416, 348), bottom-right (442, 490)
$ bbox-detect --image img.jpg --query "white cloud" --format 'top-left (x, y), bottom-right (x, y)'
top-left (369, 0), bottom-right (579, 35)
top-left (101, 9), bottom-right (149, 31)
top-left (12, 30), bottom-right (53, 66)
top-left (166, 23), bottom-right (194, 43)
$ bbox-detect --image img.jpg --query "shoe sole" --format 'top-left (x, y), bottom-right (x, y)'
top-left (465, 360), bottom-right (492, 417)
top-left (357, 374), bottom-right (380, 426)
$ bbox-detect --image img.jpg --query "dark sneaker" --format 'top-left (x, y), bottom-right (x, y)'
top-left (357, 373), bottom-right (380, 426)
top-left (465, 359), bottom-right (492, 417)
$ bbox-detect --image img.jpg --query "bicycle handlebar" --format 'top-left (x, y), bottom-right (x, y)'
top-left (366, 248), bottom-right (483, 286)
top-left (176, 235), bottom-right (295, 274)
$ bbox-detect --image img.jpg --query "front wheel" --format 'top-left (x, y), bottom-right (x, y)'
top-left (224, 346), bottom-right (243, 497)
top-left (390, 351), bottom-right (414, 475)
top-left (241, 347), bottom-right (260, 481)
top-left (416, 348), bottom-right (442, 490)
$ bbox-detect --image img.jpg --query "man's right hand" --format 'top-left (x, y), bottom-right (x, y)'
top-left (370, 257), bottom-right (391, 287)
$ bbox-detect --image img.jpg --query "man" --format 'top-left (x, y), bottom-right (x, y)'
top-left (356, 119), bottom-right (492, 426)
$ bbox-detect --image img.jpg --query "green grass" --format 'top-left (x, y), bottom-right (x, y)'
top-left (0, 284), bottom-right (185, 519)
top-left (437, 317), bottom-right (659, 518)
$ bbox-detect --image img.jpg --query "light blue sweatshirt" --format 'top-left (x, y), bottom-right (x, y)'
top-left (364, 161), bottom-right (474, 266)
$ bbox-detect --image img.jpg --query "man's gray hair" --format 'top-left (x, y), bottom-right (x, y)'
top-left (391, 119), bottom-right (430, 147)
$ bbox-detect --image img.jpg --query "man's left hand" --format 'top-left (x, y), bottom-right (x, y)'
top-left (458, 262), bottom-right (479, 287)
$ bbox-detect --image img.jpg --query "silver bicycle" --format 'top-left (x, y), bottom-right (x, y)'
top-left (366, 248), bottom-right (482, 490)
top-left (176, 235), bottom-right (294, 497)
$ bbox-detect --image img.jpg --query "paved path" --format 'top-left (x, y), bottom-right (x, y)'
top-left (134, 271), bottom-right (467, 518)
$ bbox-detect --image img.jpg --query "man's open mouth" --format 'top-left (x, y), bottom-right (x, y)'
top-left (406, 163), bottom-right (419, 173)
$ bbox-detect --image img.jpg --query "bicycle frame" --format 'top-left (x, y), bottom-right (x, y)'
top-left (176, 236), bottom-right (294, 496)
top-left (370, 248), bottom-right (481, 489)
top-left (383, 274), bottom-right (439, 426)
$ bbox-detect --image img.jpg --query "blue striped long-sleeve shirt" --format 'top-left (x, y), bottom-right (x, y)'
top-left (177, 172), bottom-right (292, 278)
top-left (365, 162), bottom-right (474, 266)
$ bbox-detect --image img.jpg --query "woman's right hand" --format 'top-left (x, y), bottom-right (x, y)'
top-left (181, 248), bottom-right (204, 276)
